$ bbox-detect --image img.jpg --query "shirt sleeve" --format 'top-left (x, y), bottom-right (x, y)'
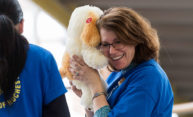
top-left (43, 52), bottom-right (67, 105)
top-left (43, 95), bottom-right (70, 117)
top-left (94, 105), bottom-right (111, 117)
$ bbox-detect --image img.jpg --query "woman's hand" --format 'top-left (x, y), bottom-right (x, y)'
top-left (69, 55), bottom-right (109, 113)
top-left (69, 81), bottom-right (82, 98)
top-left (69, 55), bottom-right (105, 94)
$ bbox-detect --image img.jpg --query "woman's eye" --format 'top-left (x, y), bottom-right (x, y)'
top-left (115, 41), bottom-right (121, 44)
top-left (102, 44), bottom-right (109, 47)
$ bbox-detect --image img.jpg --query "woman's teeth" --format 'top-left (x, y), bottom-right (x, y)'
top-left (112, 55), bottom-right (124, 61)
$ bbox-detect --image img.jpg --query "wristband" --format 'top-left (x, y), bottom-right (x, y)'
top-left (92, 92), bottom-right (106, 101)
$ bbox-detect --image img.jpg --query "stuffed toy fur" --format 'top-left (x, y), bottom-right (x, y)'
top-left (60, 5), bottom-right (108, 110)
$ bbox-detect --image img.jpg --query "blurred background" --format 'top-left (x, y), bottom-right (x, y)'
top-left (18, 0), bottom-right (193, 117)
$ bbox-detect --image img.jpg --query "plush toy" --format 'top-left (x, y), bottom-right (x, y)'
top-left (59, 5), bottom-right (108, 110)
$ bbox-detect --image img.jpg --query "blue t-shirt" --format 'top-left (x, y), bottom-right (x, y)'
top-left (0, 44), bottom-right (67, 117)
top-left (106, 59), bottom-right (174, 117)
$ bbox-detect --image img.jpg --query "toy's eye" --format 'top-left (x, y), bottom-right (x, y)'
top-left (86, 17), bottom-right (92, 23)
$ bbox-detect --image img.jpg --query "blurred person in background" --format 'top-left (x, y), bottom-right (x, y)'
top-left (70, 7), bottom-right (174, 117)
top-left (0, 0), bottom-right (70, 116)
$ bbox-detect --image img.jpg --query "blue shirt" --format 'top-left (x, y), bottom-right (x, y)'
top-left (106, 59), bottom-right (173, 117)
top-left (0, 44), bottom-right (67, 117)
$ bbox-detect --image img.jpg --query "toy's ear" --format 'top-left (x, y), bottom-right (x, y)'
top-left (81, 12), bottom-right (100, 47)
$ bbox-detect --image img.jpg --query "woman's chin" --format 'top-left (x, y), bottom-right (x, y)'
top-left (112, 63), bottom-right (130, 71)
top-left (115, 66), bottom-right (125, 70)
top-left (111, 65), bottom-right (125, 71)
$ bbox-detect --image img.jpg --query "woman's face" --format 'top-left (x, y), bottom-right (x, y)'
top-left (100, 28), bottom-right (136, 70)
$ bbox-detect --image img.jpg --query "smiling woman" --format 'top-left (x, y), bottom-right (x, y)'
top-left (99, 28), bottom-right (136, 71)
top-left (69, 7), bottom-right (174, 117)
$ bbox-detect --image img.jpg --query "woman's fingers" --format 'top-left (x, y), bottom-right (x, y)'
top-left (69, 81), bottom-right (82, 97)
top-left (69, 81), bottom-right (73, 86)
top-left (69, 55), bottom-right (87, 80)
top-left (72, 55), bottom-right (86, 66)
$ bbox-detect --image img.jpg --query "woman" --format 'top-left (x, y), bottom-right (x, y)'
top-left (70, 7), bottom-right (173, 117)
top-left (0, 0), bottom-right (70, 116)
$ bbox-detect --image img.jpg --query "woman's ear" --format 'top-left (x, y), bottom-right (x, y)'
top-left (81, 12), bottom-right (101, 47)
top-left (15, 19), bottom-right (24, 34)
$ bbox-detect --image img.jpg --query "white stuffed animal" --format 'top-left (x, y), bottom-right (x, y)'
top-left (60, 5), bottom-right (108, 110)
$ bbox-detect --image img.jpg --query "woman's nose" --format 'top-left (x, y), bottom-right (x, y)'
top-left (109, 45), bottom-right (118, 54)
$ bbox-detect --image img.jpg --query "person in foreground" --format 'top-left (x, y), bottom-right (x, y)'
top-left (70, 7), bottom-right (174, 117)
top-left (0, 0), bottom-right (70, 116)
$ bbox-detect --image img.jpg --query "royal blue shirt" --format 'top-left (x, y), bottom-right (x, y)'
top-left (106, 59), bottom-right (173, 117)
top-left (0, 44), bottom-right (67, 117)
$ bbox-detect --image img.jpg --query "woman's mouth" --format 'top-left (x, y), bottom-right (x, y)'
top-left (111, 54), bottom-right (124, 61)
